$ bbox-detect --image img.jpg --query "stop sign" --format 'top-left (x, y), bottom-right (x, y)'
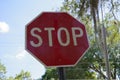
top-left (25, 12), bottom-right (89, 67)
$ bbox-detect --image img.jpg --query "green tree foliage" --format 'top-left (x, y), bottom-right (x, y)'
top-left (0, 61), bottom-right (6, 80)
top-left (7, 76), bottom-right (14, 80)
top-left (42, 68), bottom-right (58, 80)
top-left (0, 60), bottom-right (33, 80)
top-left (0, 62), bottom-right (32, 80)
top-left (14, 70), bottom-right (32, 80)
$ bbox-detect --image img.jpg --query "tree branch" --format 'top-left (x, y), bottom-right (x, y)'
top-left (89, 64), bottom-right (107, 79)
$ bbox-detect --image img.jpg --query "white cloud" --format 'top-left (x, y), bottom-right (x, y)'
top-left (16, 50), bottom-right (27, 60)
top-left (0, 21), bottom-right (9, 33)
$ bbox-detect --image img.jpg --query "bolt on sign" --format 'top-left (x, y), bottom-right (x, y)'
top-left (25, 12), bottom-right (89, 67)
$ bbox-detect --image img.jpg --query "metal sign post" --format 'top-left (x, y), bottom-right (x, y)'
top-left (58, 67), bottom-right (66, 80)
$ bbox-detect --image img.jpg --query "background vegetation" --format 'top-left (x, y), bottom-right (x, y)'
top-left (0, 61), bottom-right (32, 80)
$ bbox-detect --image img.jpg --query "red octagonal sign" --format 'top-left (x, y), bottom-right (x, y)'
top-left (25, 12), bottom-right (89, 67)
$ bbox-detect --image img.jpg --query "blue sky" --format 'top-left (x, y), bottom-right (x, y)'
top-left (0, 0), bottom-right (63, 79)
